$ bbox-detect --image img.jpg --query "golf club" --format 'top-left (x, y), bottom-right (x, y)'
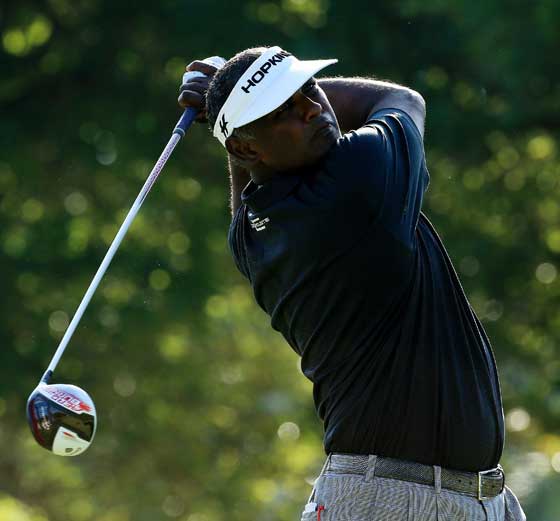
top-left (27, 56), bottom-right (226, 456)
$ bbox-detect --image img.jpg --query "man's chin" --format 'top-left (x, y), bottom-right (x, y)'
top-left (312, 126), bottom-right (339, 160)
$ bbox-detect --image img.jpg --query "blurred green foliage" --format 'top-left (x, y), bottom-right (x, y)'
top-left (1, 0), bottom-right (559, 519)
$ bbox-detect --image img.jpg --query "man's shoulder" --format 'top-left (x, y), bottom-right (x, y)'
top-left (366, 107), bottom-right (424, 138)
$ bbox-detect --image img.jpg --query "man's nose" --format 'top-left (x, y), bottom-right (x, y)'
top-left (295, 92), bottom-right (322, 122)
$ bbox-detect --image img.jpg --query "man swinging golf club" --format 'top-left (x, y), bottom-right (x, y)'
top-left (178, 46), bottom-right (526, 520)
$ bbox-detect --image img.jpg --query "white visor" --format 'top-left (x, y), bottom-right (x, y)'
top-left (213, 46), bottom-right (337, 147)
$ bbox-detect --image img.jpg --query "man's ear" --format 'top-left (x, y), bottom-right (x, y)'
top-left (225, 136), bottom-right (261, 169)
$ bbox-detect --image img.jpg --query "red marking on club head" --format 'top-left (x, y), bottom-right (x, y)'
top-left (77, 402), bottom-right (92, 412)
top-left (63, 431), bottom-right (76, 438)
top-left (41, 387), bottom-right (93, 413)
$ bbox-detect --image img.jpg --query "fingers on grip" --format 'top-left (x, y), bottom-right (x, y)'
top-left (178, 90), bottom-right (205, 109)
top-left (186, 60), bottom-right (219, 75)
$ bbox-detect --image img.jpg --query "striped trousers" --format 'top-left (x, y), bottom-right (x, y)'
top-left (301, 454), bottom-right (526, 520)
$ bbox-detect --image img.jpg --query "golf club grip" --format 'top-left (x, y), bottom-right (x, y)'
top-left (173, 107), bottom-right (198, 136)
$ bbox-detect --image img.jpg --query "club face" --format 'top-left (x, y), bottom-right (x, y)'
top-left (27, 384), bottom-right (97, 456)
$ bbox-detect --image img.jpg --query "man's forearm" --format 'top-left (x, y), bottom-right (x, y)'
top-left (319, 77), bottom-right (424, 134)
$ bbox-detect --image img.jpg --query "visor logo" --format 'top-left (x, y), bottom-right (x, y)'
top-left (241, 51), bottom-right (292, 94)
top-left (219, 114), bottom-right (229, 137)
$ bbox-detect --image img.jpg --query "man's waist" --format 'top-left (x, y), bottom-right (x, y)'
top-left (326, 453), bottom-right (505, 500)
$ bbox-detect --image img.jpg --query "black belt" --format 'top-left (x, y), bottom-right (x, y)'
top-left (327, 454), bottom-right (505, 500)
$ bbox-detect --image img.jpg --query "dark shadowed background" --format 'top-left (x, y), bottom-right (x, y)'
top-left (1, 0), bottom-right (560, 519)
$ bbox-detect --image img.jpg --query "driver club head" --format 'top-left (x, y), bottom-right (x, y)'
top-left (27, 383), bottom-right (97, 456)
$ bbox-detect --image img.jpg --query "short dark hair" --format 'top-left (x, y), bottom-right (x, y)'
top-left (206, 46), bottom-right (269, 138)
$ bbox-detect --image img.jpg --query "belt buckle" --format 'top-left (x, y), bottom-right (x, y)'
top-left (477, 465), bottom-right (504, 501)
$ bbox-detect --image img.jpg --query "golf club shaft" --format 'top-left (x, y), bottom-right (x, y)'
top-left (41, 108), bottom-right (198, 384)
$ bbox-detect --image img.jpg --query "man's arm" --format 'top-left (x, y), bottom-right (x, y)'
top-left (318, 77), bottom-right (426, 136)
top-left (177, 60), bottom-right (251, 218)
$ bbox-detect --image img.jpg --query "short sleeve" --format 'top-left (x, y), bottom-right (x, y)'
top-left (324, 108), bottom-right (430, 247)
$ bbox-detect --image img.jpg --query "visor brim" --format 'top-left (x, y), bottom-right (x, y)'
top-left (235, 58), bottom-right (338, 129)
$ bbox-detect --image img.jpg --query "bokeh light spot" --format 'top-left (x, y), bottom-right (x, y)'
top-left (205, 295), bottom-right (228, 318)
top-left (504, 170), bottom-right (525, 191)
top-left (167, 232), bottom-right (190, 254)
top-left (527, 135), bottom-right (556, 160)
top-left (220, 366), bottom-right (244, 385)
top-left (3, 227), bottom-right (28, 257)
top-left (538, 199), bottom-right (559, 223)
top-left (101, 223), bottom-right (119, 245)
top-left (17, 273), bottom-right (39, 295)
top-left (463, 169), bottom-right (484, 191)
top-left (158, 333), bottom-right (188, 361)
top-left (162, 495), bottom-right (185, 518)
top-left (49, 310), bottom-right (69, 333)
top-left (64, 192), bottom-right (88, 215)
top-left (485, 300), bottom-right (503, 321)
top-left (0, 495), bottom-right (49, 520)
top-left (102, 278), bottom-right (136, 304)
top-left (250, 478), bottom-right (277, 503)
top-left (99, 306), bottom-right (120, 328)
top-left (277, 422), bottom-right (301, 441)
top-left (506, 407), bottom-right (531, 432)
top-left (149, 269), bottom-right (171, 291)
top-left (97, 149), bottom-right (117, 165)
top-left (257, 3), bottom-right (282, 23)
top-left (460, 256), bottom-right (480, 277)
top-left (27, 16), bottom-right (53, 47)
top-left (536, 263), bottom-right (557, 284)
top-left (67, 217), bottom-right (92, 254)
top-left (21, 199), bottom-right (45, 222)
top-left (68, 498), bottom-right (94, 521)
top-left (546, 229), bottom-right (560, 253)
top-left (117, 50), bottom-right (142, 76)
top-left (113, 373), bottom-right (136, 397)
top-left (2, 29), bottom-right (27, 56)
top-left (423, 66), bottom-right (448, 89)
top-left (209, 406), bottom-right (238, 429)
top-left (497, 146), bottom-right (519, 169)
top-left (176, 178), bottom-right (202, 201)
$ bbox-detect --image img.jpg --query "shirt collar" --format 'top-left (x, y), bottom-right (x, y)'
top-left (241, 174), bottom-right (302, 212)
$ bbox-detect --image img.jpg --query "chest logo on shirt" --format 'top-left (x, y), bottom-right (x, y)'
top-left (248, 212), bottom-right (270, 232)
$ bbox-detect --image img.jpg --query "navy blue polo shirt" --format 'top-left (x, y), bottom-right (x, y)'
top-left (228, 109), bottom-right (504, 472)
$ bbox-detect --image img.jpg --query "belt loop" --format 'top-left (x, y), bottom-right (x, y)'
top-left (433, 465), bottom-right (442, 494)
top-left (364, 455), bottom-right (378, 483)
top-left (320, 454), bottom-right (332, 477)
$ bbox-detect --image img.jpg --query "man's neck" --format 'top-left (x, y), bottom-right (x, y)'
top-left (250, 169), bottom-right (278, 186)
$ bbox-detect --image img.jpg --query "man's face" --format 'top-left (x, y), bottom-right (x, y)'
top-left (243, 78), bottom-right (341, 172)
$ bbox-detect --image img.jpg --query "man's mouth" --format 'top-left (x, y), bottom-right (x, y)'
top-left (313, 121), bottom-right (336, 140)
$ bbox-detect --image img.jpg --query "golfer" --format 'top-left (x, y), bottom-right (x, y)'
top-left (178, 46), bottom-right (526, 520)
